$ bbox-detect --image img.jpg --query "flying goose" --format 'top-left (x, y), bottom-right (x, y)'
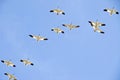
top-left (88, 20), bottom-right (105, 34)
top-left (62, 24), bottom-right (80, 30)
top-left (4, 73), bottom-right (17, 80)
top-left (29, 34), bottom-right (48, 41)
top-left (103, 8), bottom-right (119, 15)
top-left (50, 8), bottom-right (65, 15)
top-left (51, 27), bottom-right (64, 34)
top-left (1, 60), bottom-right (16, 67)
top-left (20, 59), bottom-right (34, 66)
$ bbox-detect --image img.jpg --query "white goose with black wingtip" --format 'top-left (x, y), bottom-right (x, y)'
top-left (29, 34), bottom-right (48, 42)
top-left (50, 8), bottom-right (65, 15)
top-left (1, 60), bottom-right (16, 67)
top-left (20, 59), bottom-right (34, 66)
top-left (51, 27), bottom-right (64, 34)
top-left (62, 23), bottom-right (80, 30)
top-left (4, 73), bottom-right (17, 80)
top-left (103, 8), bottom-right (119, 15)
top-left (88, 20), bottom-right (106, 34)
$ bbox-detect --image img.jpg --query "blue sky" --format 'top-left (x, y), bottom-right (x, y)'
top-left (0, 0), bottom-right (120, 80)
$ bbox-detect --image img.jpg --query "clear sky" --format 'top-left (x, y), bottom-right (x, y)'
top-left (0, 0), bottom-right (120, 80)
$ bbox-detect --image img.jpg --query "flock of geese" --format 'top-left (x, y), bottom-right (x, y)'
top-left (29, 7), bottom-right (119, 43)
top-left (1, 6), bottom-right (119, 80)
top-left (1, 59), bottom-right (34, 80)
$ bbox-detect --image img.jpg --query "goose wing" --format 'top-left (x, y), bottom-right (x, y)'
top-left (72, 24), bottom-right (80, 28)
top-left (97, 22), bottom-right (106, 27)
top-left (113, 9), bottom-right (119, 14)
top-left (38, 36), bottom-right (48, 40)
top-left (96, 28), bottom-right (104, 34)
top-left (88, 21), bottom-right (96, 26)
top-left (62, 24), bottom-right (69, 27)
top-left (7, 61), bottom-right (16, 67)
top-left (29, 35), bottom-right (38, 40)
top-left (93, 26), bottom-right (104, 34)
top-left (104, 8), bottom-right (112, 13)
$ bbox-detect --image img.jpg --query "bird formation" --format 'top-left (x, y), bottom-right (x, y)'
top-left (1, 59), bottom-right (33, 80)
top-left (88, 7), bottom-right (119, 34)
top-left (1, 6), bottom-right (119, 80)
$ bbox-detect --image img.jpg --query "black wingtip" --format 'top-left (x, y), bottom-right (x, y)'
top-left (62, 12), bottom-right (65, 15)
top-left (31, 63), bottom-right (34, 66)
top-left (20, 60), bottom-right (23, 62)
top-left (51, 29), bottom-right (54, 31)
top-left (100, 31), bottom-right (105, 34)
top-left (62, 24), bottom-right (65, 26)
top-left (102, 24), bottom-right (106, 26)
top-left (88, 21), bottom-right (91, 23)
top-left (29, 35), bottom-right (33, 38)
top-left (13, 65), bottom-right (16, 67)
top-left (116, 12), bottom-right (119, 14)
top-left (104, 9), bottom-right (107, 11)
top-left (88, 21), bottom-right (93, 26)
top-left (76, 25), bottom-right (80, 28)
top-left (1, 60), bottom-right (4, 63)
top-left (44, 38), bottom-right (48, 40)
top-left (61, 31), bottom-right (64, 34)
top-left (50, 10), bottom-right (53, 12)
top-left (4, 73), bottom-right (7, 75)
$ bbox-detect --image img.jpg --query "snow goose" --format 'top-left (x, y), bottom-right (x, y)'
top-left (62, 23), bottom-right (80, 30)
top-left (29, 34), bottom-right (48, 42)
top-left (88, 20), bottom-right (106, 34)
top-left (104, 8), bottom-right (119, 15)
top-left (51, 27), bottom-right (64, 34)
top-left (1, 60), bottom-right (16, 67)
top-left (4, 73), bottom-right (17, 80)
top-left (20, 59), bottom-right (34, 66)
top-left (50, 8), bottom-right (65, 15)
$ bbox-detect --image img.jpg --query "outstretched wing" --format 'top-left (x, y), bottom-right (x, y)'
top-left (97, 22), bottom-right (106, 27)
top-left (104, 8), bottom-right (111, 13)
top-left (96, 28), bottom-right (104, 34)
top-left (88, 21), bottom-right (96, 26)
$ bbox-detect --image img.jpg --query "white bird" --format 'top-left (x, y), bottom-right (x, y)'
top-left (20, 59), bottom-right (34, 66)
top-left (50, 8), bottom-right (65, 15)
top-left (29, 34), bottom-right (48, 42)
top-left (88, 20), bottom-right (106, 34)
top-left (4, 73), bottom-right (17, 80)
top-left (62, 23), bottom-right (80, 30)
top-left (103, 8), bottom-right (119, 15)
top-left (51, 27), bottom-right (64, 34)
top-left (1, 60), bottom-right (16, 67)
